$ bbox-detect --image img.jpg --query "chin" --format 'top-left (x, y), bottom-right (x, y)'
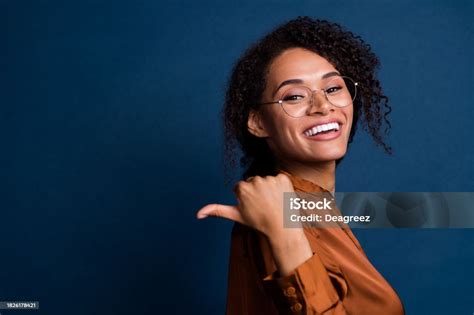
top-left (309, 147), bottom-right (347, 162)
top-left (273, 140), bottom-right (348, 164)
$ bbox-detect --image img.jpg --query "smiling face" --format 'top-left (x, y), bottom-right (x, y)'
top-left (247, 47), bottom-right (353, 165)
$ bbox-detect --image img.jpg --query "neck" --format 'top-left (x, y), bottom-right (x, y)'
top-left (278, 159), bottom-right (336, 193)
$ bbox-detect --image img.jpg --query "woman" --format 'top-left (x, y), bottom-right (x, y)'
top-left (197, 16), bottom-right (404, 315)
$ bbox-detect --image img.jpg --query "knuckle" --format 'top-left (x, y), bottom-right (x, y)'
top-left (245, 176), bottom-right (254, 182)
top-left (266, 176), bottom-right (275, 184)
top-left (234, 181), bottom-right (248, 194)
top-left (278, 173), bottom-right (290, 183)
top-left (234, 181), bottom-right (244, 189)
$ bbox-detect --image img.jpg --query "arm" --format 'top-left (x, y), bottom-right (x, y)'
top-left (197, 174), bottom-right (348, 314)
top-left (262, 230), bottom-right (348, 314)
top-left (267, 228), bottom-right (313, 277)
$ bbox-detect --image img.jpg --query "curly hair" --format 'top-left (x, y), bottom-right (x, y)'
top-left (223, 16), bottom-right (392, 181)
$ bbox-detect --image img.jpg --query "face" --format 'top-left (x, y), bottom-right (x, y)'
top-left (248, 47), bottom-right (353, 165)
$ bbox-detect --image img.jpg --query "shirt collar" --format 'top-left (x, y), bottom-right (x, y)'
top-left (278, 169), bottom-right (332, 194)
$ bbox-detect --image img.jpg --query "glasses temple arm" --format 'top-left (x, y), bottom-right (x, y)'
top-left (255, 100), bottom-right (282, 106)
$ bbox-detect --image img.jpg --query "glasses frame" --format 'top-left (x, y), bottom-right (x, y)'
top-left (255, 75), bottom-right (359, 118)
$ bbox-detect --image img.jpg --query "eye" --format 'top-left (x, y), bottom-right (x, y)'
top-left (281, 88), bottom-right (309, 103)
top-left (283, 94), bottom-right (305, 102)
top-left (325, 85), bottom-right (343, 94)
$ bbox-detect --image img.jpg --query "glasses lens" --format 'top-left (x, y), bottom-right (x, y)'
top-left (325, 76), bottom-right (357, 108)
top-left (280, 86), bottom-right (311, 118)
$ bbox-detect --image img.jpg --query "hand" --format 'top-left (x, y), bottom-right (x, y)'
top-left (197, 173), bottom-right (313, 276)
top-left (196, 173), bottom-right (295, 239)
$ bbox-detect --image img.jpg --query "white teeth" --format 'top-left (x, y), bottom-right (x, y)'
top-left (304, 122), bottom-right (340, 137)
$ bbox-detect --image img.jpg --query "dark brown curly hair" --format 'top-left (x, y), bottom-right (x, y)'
top-left (223, 16), bottom-right (392, 181)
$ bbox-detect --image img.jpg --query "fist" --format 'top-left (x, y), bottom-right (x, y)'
top-left (196, 173), bottom-right (295, 238)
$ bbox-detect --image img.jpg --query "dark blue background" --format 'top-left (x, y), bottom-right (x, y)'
top-left (2, 0), bottom-right (473, 314)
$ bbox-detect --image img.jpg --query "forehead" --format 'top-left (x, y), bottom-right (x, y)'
top-left (267, 48), bottom-right (337, 82)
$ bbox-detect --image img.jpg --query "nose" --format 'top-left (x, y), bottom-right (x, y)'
top-left (307, 90), bottom-right (333, 115)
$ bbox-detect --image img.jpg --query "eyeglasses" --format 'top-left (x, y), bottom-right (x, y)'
top-left (255, 75), bottom-right (358, 118)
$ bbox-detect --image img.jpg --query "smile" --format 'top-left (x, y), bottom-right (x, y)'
top-left (304, 122), bottom-right (340, 137)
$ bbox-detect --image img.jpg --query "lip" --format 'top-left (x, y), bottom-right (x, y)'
top-left (303, 119), bottom-right (344, 141)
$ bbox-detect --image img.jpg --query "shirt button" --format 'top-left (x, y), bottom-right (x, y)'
top-left (291, 302), bottom-right (303, 312)
top-left (284, 286), bottom-right (296, 296)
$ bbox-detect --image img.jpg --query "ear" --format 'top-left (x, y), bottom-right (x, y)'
top-left (247, 109), bottom-right (269, 138)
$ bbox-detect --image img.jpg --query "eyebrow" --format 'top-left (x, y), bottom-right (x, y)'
top-left (272, 71), bottom-right (341, 97)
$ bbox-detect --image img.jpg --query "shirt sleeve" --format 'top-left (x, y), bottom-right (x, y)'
top-left (262, 251), bottom-right (348, 315)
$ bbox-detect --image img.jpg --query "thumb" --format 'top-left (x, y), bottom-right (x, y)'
top-left (196, 203), bottom-right (243, 224)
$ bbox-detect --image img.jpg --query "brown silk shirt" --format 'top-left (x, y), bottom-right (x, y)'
top-left (226, 171), bottom-right (405, 315)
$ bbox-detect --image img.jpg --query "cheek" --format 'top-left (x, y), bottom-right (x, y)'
top-left (344, 106), bottom-right (354, 133)
top-left (261, 108), bottom-right (300, 144)
top-left (260, 106), bottom-right (286, 132)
